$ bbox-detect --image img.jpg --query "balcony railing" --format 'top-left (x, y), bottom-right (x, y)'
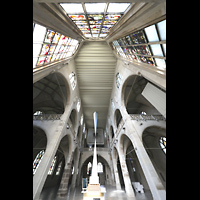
top-left (130, 114), bottom-right (165, 121)
top-left (33, 114), bottom-right (62, 120)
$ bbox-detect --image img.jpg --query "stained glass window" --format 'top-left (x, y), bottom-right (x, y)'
top-left (33, 150), bottom-right (45, 175)
top-left (48, 156), bottom-right (57, 175)
top-left (33, 23), bottom-right (79, 70)
top-left (112, 19), bottom-right (166, 69)
top-left (59, 3), bottom-right (130, 38)
top-left (160, 137), bottom-right (166, 154)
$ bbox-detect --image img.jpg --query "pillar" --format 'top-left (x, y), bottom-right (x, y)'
top-left (126, 118), bottom-right (166, 200)
top-left (112, 157), bottom-right (121, 190)
top-left (33, 120), bottom-right (65, 200)
top-left (70, 150), bottom-right (80, 190)
top-left (118, 153), bottom-right (135, 197)
top-left (57, 151), bottom-right (74, 197)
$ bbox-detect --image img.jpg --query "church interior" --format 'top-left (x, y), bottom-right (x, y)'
top-left (33, 1), bottom-right (166, 199)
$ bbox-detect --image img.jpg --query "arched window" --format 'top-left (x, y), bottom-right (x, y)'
top-left (87, 162), bottom-right (92, 175)
top-left (33, 110), bottom-right (44, 115)
top-left (160, 137), bottom-right (166, 154)
top-left (56, 161), bottom-right (62, 175)
top-left (33, 150), bottom-right (45, 175)
top-left (97, 162), bottom-right (103, 173)
top-left (48, 156), bottom-right (57, 175)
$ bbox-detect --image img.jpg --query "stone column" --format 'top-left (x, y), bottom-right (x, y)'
top-left (70, 150), bottom-right (80, 191)
top-left (112, 157), bottom-right (121, 190)
top-left (126, 118), bottom-right (166, 200)
top-left (57, 151), bottom-right (74, 198)
top-left (33, 120), bottom-right (65, 200)
top-left (118, 153), bottom-right (135, 197)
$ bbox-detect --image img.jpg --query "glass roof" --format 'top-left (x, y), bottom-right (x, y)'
top-left (59, 3), bottom-right (130, 39)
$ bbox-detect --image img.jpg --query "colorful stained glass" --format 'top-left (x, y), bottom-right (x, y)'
top-left (52, 32), bottom-right (61, 44)
top-left (103, 20), bottom-right (117, 25)
top-left (33, 150), bottom-right (45, 175)
top-left (130, 30), bottom-right (147, 44)
top-left (41, 44), bottom-right (50, 55)
top-left (134, 45), bottom-right (151, 56)
top-left (48, 45), bottom-right (56, 54)
top-left (44, 30), bottom-right (55, 43)
top-left (69, 15), bottom-right (86, 20)
top-left (88, 15), bottom-right (103, 20)
top-left (90, 25), bottom-right (101, 30)
top-left (37, 55), bottom-right (46, 66)
top-left (74, 21), bottom-right (87, 25)
top-left (48, 156), bottom-right (57, 175)
top-left (45, 55), bottom-right (52, 64)
top-left (105, 15), bottom-right (121, 20)
top-left (33, 24), bottom-right (79, 69)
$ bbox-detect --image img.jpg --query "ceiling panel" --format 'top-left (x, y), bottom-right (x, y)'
top-left (75, 41), bottom-right (116, 130)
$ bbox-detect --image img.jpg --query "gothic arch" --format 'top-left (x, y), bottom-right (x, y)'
top-left (33, 72), bottom-right (70, 114)
top-left (33, 126), bottom-right (47, 161)
top-left (114, 109), bottom-right (123, 129)
top-left (142, 126), bottom-right (166, 188)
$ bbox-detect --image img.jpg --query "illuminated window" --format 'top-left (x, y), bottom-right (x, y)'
top-left (107, 3), bottom-right (130, 13)
top-left (85, 3), bottom-right (106, 13)
top-left (69, 72), bottom-right (76, 90)
top-left (48, 156), bottom-right (57, 175)
top-left (112, 19), bottom-right (166, 69)
top-left (160, 137), bottom-right (166, 154)
top-left (80, 114), bottom-right (83, 125)
top-left (87, 162), bottom-right (92, 175)
top-left (77, 99), bottom-right (81, 112)
top-left (56, 162), bottom-right (62, 175)
top-left (59, 3), bottom-right (130, 38)
top-left (60, 3), bottom-right (84, 14)
top-left (97, 162), bottom-right (103, 173)
top-left (33, 24), bottom-right (79, 70)
top-left (83, 123), bottom-right (86, 133)
top-left (33, 150), bottom-right (45, 175)
top-left (33, 110), bottom-right (43, 115)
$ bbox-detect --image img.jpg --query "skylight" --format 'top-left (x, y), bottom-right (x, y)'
top-left (59, 2), bottom-right (131, 39)
top-left (107, 3), bottom-right (130, 13)
top-left (85, 3), bottom-right (106, 13)
top-left (60, 3), bottom-right (84, 14)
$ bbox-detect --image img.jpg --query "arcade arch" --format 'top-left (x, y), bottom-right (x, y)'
top-left (33, 72), bottom-right (70, 114)
top-left (122, 75), bottom-right (161, 115)
top-left (142, 126), bottom-right (166, 188)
